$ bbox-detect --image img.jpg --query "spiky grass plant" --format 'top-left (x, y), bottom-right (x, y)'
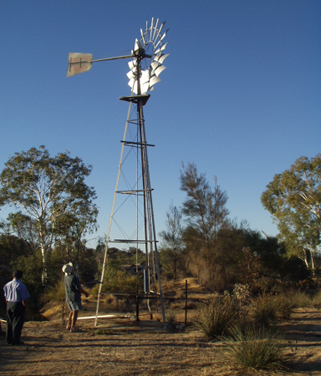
top-left (273, 294), bottom-right (294, 320)
top-left (252, 295), bottom-right (279, 329)
top-left (224, 325), bottom-right (286, 371)
top-left (311, 291), bottom-right (321, 309)
top-left (165, 309), bottom-right (178, 330)
top-left (290, 290), bottom-right (312, 308)
top-left (193, 297), bottom-right (239, 339)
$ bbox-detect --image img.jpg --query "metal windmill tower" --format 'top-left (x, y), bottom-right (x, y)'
top-left (66, 18), bottom-right (169, 326)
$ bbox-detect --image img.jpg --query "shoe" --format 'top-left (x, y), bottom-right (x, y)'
top-left (12, 341), bottom-right (24, 346)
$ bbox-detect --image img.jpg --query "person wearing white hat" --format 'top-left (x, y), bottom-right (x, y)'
top-left (62, 263), bottom-right (89, 332)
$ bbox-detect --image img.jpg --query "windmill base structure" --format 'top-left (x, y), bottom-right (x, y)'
top-left (66, 18), bottom-right (169, 327)
top-left (94, 92), bottom-right (166, 327)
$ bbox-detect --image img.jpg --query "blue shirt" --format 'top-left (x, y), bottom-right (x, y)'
top-left (3, 278), bottom-right (30, 302)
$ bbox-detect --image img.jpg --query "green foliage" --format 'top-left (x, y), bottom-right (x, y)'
top-left (41, 279), bottom-right (66, 305)
top-left (180, 162), bottom-right (229, 247)
top-left (261, 154), bottom-right (321, 261)
top-left (100, 263), bottom-right (140, 293)
top-left (159, 204), bottom-right (185, 281)
top-left (280, 256), bottom-right (311, 286)
top-left (11, 251), bottom-right (44, 312)
top-left (193, 297), bottom-right (240, 339)
top-left (159, 246), bottom-right (186, 280)
top-left (0, 146), bottom-right (98, 282)
top-left (224, 325), bottom-right (286, 371)
top-left (179, 163), bottom-right (234, 291)
top-left (94, 329), bottom-right (106, 335)
top-left (0, 233), bottom-right (33, 267)
top-left (103, 247), bottom-right (145, 266)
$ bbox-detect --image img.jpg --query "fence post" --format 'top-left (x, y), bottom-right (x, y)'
top-left (136, 284), bottom-right (140, 322)
top-left (185, 279), bottom-right (188, 327)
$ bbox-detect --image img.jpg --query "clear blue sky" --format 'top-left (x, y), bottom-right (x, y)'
top-left (1, 1), bottom-right (320, 248)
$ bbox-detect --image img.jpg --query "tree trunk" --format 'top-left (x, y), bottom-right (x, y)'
top-left (303, 248), bottom-right (309, 269)
top-left (39, 228), bottom-right (48, 285)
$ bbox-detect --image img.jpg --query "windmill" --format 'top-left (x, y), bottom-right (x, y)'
top-left (67, 18), bottom-right (169, 326)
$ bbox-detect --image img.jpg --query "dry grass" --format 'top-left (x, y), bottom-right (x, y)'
top-left (29, 279), bottom-right (321, 375)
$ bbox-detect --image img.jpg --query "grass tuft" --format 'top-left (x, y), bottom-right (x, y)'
top-left (252, 295), bottom-right (279, 329)
top-left (224, 325), bottom-right (286, 371)
top-left (193, 297), bottom-right (239, 339)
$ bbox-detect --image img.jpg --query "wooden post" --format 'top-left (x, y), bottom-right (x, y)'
top-left (185, 279), bottom-right (188, 327)
top-left (136, 284), bottom-right (140, 322)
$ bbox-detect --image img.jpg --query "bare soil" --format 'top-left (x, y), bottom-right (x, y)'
top-left (1, 280), bottom-right (321, 375)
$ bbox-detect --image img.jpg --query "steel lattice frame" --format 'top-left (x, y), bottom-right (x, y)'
top-left (66, 18), bottom-right (169, 327)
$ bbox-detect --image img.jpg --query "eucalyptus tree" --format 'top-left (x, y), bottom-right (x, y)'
top-left (261, 154), bottom-right (321, 269)
top-left (0, 146), bottom-right (98, 283)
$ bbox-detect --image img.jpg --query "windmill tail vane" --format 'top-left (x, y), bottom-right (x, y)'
top-left (66, 17), bottom-right (169, 96)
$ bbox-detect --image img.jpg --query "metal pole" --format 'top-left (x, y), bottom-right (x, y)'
top-left (95, 100), bottom-right (133, 327)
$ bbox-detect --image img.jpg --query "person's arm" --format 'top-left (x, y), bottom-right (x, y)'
top-left (74, 275), bottom-right (89, 297)
top-left (79, 286), bottom-right (89, 297)
top-left (22, 299), bottom-right (29, 315)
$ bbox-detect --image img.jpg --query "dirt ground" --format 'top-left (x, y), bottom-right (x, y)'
top-left (1, 281), bottom-right (321, 375)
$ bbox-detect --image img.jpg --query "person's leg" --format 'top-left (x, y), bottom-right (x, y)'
top-left (11, 303), bottom-right (25, 345)
top-left (66, 311), bottom-right (73, 329)
top-left (70, 310), bottom-right (79, 331)
top-left (6, 303), bottom-right (14, 344)
top-left (66, 300), bottom-right (73, 329)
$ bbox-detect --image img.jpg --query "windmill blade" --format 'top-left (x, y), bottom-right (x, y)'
top-left (128, 60), bottom-right (137, 70)
top-left (153, 65), bottom-right (166, 77)
top-left (152, 18), bottom-right (159, 40)
top-left (158, 21), bottom-right (166, 34)
top-left (140, 28), bottom-right (146, 44)
top-left (150, 17), bottom-right (154, 40)
top-left (154, 43), bottom-right (167, 55)
top-left (160, 29), bottom-right (169, 41)
top-left (67, 53), bottom-right (93, 77)
top-left (154, 53), bottom-right (169, 65)
top-left (150, 75), bottom-right (161, 87)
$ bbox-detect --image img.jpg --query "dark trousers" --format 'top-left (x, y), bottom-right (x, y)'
top-left (6, 302), bottom-right (25, 344)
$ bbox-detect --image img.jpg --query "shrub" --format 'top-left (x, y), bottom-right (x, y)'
top-left (273, 294), bottom-right (294, 320)
top-left (281, 256), bottom-right (311, 286)
top-left (224, 325), bottom-right (286, 371)
top-left (41, 279), bottom-right (66, 305)
top-left (233, 283), bottom-right (250, 300)
top-left (165, 309), bottom-right (178, 330)
top-left (40, 279), bottom-right (68, 325)
top-left (252, 295), bottom-right (279, 329)
top-left (193, 297), bottom-right (240, 339)
top-left (311, 291), bottom-right (321, 309)
top-left (290, 291), bottom-right (312, 308)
